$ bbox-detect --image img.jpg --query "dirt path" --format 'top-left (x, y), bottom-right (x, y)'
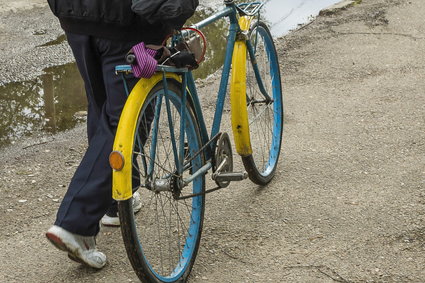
top-left (0, 0), bottom-right (424, 282)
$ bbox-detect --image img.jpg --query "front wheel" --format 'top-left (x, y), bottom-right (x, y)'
top-left (242, 21), bottom-right (284, 185)
top-left (118, 81), bottom-right (205, 282)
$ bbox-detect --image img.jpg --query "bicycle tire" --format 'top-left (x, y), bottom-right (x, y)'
top-left (242, 21), bottom-right (284, 185)
top-left (118, 80), bottom-right (205, 283)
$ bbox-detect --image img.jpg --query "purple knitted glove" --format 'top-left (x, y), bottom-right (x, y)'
top-left (130, 42), bottom-right (158, 78)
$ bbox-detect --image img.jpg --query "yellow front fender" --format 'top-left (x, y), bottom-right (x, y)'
top-left (112, 73), bottom-right (181, 201)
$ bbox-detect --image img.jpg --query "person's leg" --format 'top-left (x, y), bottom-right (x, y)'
top-left (65, 32), bottom-right (105, 143)
top-left (54, 35), bottom-right (140, 236)
top-left (94, 37), bottom-right (145, 226)
top-left (48, 31), bottom-right (164, 267)
top-left (46, 33), bottom-right (114, 269)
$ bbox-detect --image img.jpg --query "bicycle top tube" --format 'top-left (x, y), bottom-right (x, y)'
top-left (188, 1), bottom-right (264, 31)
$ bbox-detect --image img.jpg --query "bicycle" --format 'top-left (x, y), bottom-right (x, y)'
top-left (109, 1), bottom-right (283, 282)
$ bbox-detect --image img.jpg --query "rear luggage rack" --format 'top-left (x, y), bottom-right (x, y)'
top-left (115, 65), bottom-right (188, 75)
top-left (237, 2), bottom-right (264, 16)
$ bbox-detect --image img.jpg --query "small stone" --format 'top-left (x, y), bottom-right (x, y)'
top-left (74, 111), bottom-right (88, 120)
top-left (32, 29), bottom-right (47, 35)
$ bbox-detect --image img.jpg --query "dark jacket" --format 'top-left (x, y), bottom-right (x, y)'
top-left (47, 0), bottom-right (169, 43)
top-left (132, 0), bottom-right (199, 30)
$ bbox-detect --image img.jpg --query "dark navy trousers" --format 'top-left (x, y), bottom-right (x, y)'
top-left (54, 32), bottom-right (143, 236)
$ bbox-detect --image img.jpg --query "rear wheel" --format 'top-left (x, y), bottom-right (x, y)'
top-left (242, 21), bottom-right (284, 185)
top-left (118, 81), bottom-right (205, 282)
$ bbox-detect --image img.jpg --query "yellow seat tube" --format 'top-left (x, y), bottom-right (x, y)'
top-left (230, 16), bottom-right (253, 156)
top-left (112, 73), bottom-right (181, 201)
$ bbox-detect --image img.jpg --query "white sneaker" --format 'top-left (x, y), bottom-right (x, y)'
top-left (46, 225), bottom-right (106, 269)
top-left (101, 191), bottom-right (142, 227)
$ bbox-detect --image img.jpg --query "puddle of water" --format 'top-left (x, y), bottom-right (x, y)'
top-left (200, 0), bottom-right (342, 36)
top-left (188, 9), bottom-right (228, 80)
top-left (0, 63), bottom-right (86, 148)
top-left (264, 0), bottom-right (342, 36)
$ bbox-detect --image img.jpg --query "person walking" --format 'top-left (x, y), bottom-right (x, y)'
top-left (44, 0), bottom-right (178, 269)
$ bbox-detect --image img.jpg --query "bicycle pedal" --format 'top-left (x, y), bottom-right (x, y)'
top-left (213, 171), bottom-right (248, 183)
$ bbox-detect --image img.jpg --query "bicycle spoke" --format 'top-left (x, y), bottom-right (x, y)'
top-left (157, 194), bottom-right (174, 273)
top-left (136, 152), bottom-right (178, 179)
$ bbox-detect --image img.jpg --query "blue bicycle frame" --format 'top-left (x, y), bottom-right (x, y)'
top-left (116, 1), bottom-right (267, 180)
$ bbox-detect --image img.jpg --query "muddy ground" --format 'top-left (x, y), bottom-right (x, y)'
top-left (0, 0), bottom-right (424, 282)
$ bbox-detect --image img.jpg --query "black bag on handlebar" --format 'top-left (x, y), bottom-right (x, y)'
top-left (131, 0), bottom-right (199, 30)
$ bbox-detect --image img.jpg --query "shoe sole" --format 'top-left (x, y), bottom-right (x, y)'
top-left (46, 232), bottom-right (68, 252)
top-left (101, 223), bottom-right (120, 227)
top-left (46, 232), bottom-right (101, 268)
top-left (68, 253), bottom-right (85, 264)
